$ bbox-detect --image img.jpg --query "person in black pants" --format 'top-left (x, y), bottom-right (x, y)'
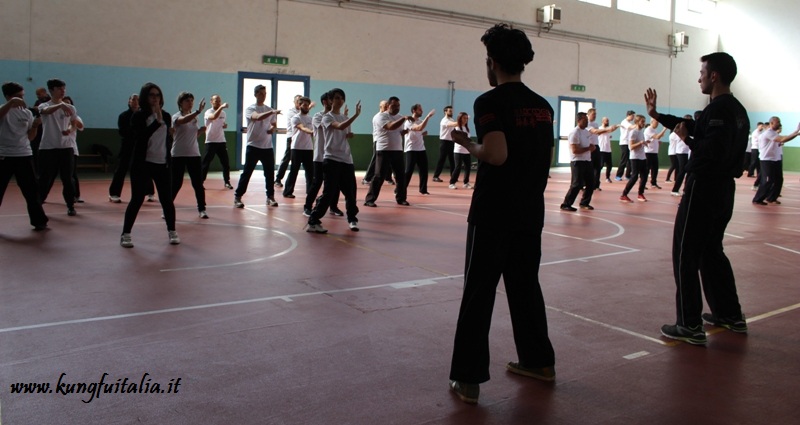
top-left (645, 52), bottom-right (750, 345)
top-left (614, 110), bottom-right (636, 180)
top-left (109, 94), bottom-right (154, 203)
top-left (37, 79), bottom-right (79, 216)
top-left (200, 94), bottom-right (233, 189)
top-left (120, 82), bottom-right (179, 248)
top-left (433, 106), bottom-right (458, 182)
top-left (449, 24), bottom-right (555, 405)
top-left (0, 82), bottom-right (49, 230)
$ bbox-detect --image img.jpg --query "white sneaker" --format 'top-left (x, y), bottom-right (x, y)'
top-left (463, 183), bottom-right (473, 189)
top-left (670, 191), bottom-right (681, 197)
top-left (449, 184), bottom-right (457, 189)
top-left (199, 210), bottom-right (209, 219)
top-left (266, 198), bottom-right (279, 207)
top-left (120, 233), bottom-right (133, 248)
top-left (234, 197), bottom-right (244, 208)
top-left (349, 221), bottom-right (360, 232)
top-left (168, 231), bottom-right (181, 245)
top-left (109, 195), bottom-right (121, 203)
top-left (304, 223), bottom-right (328, 233)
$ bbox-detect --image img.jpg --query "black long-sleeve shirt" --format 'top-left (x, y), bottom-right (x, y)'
top-left (657, 93), bottom-right (749, 179)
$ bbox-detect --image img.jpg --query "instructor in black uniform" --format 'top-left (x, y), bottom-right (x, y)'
top-left (645, 52), bottom-right (750, 345)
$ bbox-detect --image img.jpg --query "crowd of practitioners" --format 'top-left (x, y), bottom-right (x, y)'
top-left (1, 78), bottom-right (796, 247)
top-left (558, 106), bottom-right (796, 212)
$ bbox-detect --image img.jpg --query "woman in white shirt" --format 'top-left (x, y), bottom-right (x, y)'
top-left (449, 112), bottom-right (473, 189)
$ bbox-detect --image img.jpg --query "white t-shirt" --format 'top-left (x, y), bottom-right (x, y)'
top-left (454, 126), bottom-right (470, 154)
top-left (628, 128), bottom-right (647, 160)
top-left (375, 112), bottom-right (403, 151)
top-left (204, 108), bottom-right (226, 143)
top-left (750, 129), bottom-right (762, 150)
top-left (587, 120), bottom-right (599, 147)
top-left (598, 126), bottom-right (612, 153)
top-left (643, 126), bottom-right (661, 154)
top-left (64, 115), bottom-right (84, 155)
top-left (321, 112), bottom-right (353, 164)
top-left (668, 132), bottom-right (680, 155)
top-left (674, 134), bottom-right (691, 155)
top-left (145, 113), bottom-right (168, 164)
top-left (618, 117), bottom-right (634, 146)
top-left (284, 107), bottom-right (299, 139)
top-left (312, 111), bottom-right (326, 162)
top-left (439, 116), bottom-right (455, 140)
top-left (171, 112), bottom-right (201, 157)
top-left (245, 104), bottom-right (277, 149)
top-left (758, 128), bottom-right (782, 161)
top-left (568, 126), bottom-right (592, 162)
top-left (290, 114), bottom-right (313, 150)
top-left (38, 101), bottom-right (76, 150)
top-left (0, 105), bottom-right (34, 157)
top-left (404, 117), bottom-right (426, 152)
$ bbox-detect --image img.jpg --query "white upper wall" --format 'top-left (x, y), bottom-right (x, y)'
top-left (2, 0), bottom-right (793, 117)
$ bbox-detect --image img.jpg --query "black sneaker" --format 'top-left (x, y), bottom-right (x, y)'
top-left (560, 204), bottom-right (577, 212)
top-left (579, 204), bottom-right (594, 210)
top-left (364, 201), bottom-right (377, 207)
top-left (432, 177), bottom-right (443, 182)
top-left (702, 313), bottom-right (747, 333)
top-left (330, 208), bottom-right (344, 217)
top-left (274, 181), bottom-right (283, 188)
top-left (67, 207), bottom-right (77, 216)
top-left (449, 380), bottom-right (479, 404)
top-left (303, 208), bottom-right (312, 217)
top-left (660, 324), bottom-right (707, 345)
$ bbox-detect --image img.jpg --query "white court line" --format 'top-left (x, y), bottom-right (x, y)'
top-left (545, 305), bottom-right (672, 346)
top-left (746, 302), bottom-right (800, 323)
top-left (0, 275), bottom-right (465, 334)
top-left (765, 243), bottom-right (800, 255)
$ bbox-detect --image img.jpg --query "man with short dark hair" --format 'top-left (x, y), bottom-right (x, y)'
top-left (433, 106), bottom-right (458, 182)
top-left (615, 110), bottom-right (636, 180)
top-left (234, 84), bottom-right (280, 208)
top-left (38, 78), bottom-right (80, 216)
top-left (645, 52), bottom-right (750, 345)
top-left (448, 23), bottom-right (556, 404)
top-left (201, 94), bottom-right (233, 189)
top-left (0, 82), bottom-right (48, 230)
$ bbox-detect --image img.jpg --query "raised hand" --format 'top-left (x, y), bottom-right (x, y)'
top-left (644, 88), bottom-right (658, 118)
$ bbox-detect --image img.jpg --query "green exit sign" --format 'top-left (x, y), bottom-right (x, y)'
top-left (571, 84), bottom-right (586, 92)
top-left (262, 55), bottom-right (289, 66)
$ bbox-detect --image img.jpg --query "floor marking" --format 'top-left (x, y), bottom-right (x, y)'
top-left (160, 222), bottom-right (299, 272)
top-left (623, 351), bottom-right (650, 360)
top-left (545, 305), bottom-right (673, 346)
top-left (746, 302), bottom-right (800, 323)
top-left (0, 275), bottom-right (464, 334)
top-left (765, 243), bottom-right (800, 255)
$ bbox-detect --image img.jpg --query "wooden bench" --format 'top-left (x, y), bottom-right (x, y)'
top-left (76, 154), bottom-right (109, 172)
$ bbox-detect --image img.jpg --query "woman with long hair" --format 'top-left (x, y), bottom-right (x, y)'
top-left (449, 112), bottom-right (473, 189)
top-left (120, 82), bottom-right (179, 248)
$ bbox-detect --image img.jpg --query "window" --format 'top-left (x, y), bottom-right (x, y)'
top-left (675, 0), bottom-right (716, 29)
top-left (579, 0), bottom-right (611, 7)
top-left (617, 0), bottom-right (671, 21)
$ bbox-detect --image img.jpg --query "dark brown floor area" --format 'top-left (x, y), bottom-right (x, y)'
top-left (1, 168), bottom-right (799, 424)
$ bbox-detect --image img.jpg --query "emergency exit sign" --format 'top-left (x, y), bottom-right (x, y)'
top-left (263, 55), bottom-right (289, 66)
top-left (571, 84), bottom-right (586, 92)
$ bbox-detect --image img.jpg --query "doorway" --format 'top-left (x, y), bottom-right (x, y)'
top-left (236, 72), bottom-right (311, 168)
top-left (556, 97), bottom-right (595, 165)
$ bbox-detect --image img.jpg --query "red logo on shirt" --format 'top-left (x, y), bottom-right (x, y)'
top-left (515, 108), bottom-right (552, 128)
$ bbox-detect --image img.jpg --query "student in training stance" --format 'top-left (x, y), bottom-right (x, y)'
top-left (62, 96), bottom-right (85, 204)
top-left (597, 116), bottom-right (618, 184)
top-left (201, 94), bottom-right (233, 189)
top-left (364, 100), bottom-right (394, 186)
top-left (752, 116), bottom-right (799, 205)
top-left (448, 112), bottom-right (474, 190)
top-left (614, 110), bottom-right (635, 180)
top-left (304, 92), bottom-right (343, 217)
top-left (645, 52), bottom-right (750, 345)
top-left (644, 118), bottom-right (667, 189)
top-left (0, 82), bottom-right (49, 230)
top-left (364, 96), bottom-right (409, 207)
top-left (109, 94), bottom-right (155, 203)
top-left (403, 104), bottom-right (435, 195)
top-left (282, 97), bottom-right (314, 199)
top-left (120, 82), bottom-right (179, 248)
top-left (449, 23), bottom-right (555, 405)
top-left (560, 112), bottom-right (596, 211)
top-left (619, 115), bottom-right (649, 202)
top-left (433, 106), bottom-right (459, 182)
top-left (234, 84), bottom-right (280, 209)
top-left (670, 115), bottom-right (693, 196)
top-left (304, 88), bottom-right (362, 233)
top-left (37, 79), bottom-right (80, 216)
top-left (171, 92), bottom-right (208, 219)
